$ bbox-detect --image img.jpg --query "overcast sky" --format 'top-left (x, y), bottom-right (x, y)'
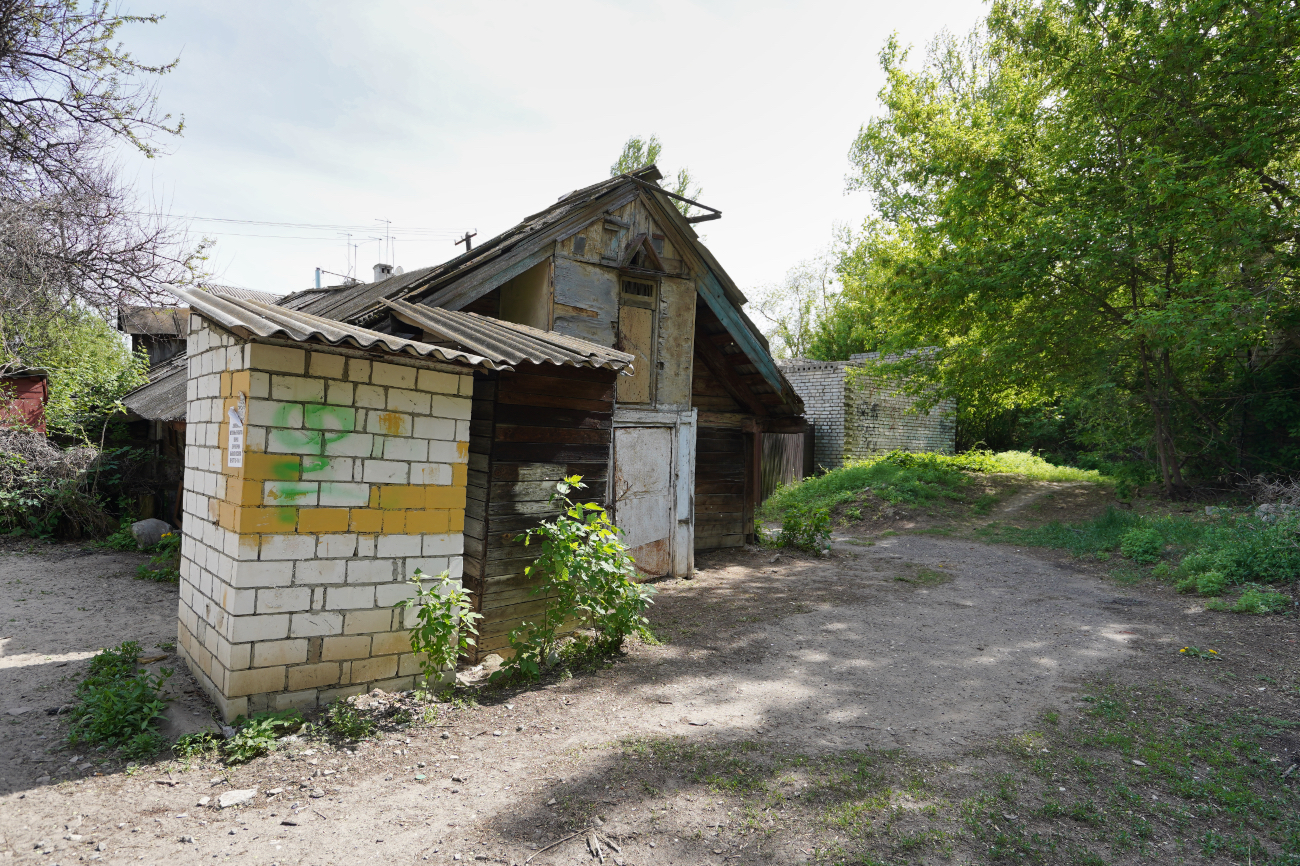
top-left (122, 0), bottom-right (987, 303)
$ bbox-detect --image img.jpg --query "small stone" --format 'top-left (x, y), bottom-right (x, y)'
top-left (492, 730), bottom-right (502, 737)
top-left (217, 788), bottom-right (257, 809)
top-left (35, 775), bottom-right (50, 784)
top-left (35, 840), bottom-right (50, 850)
top-left (197, 797), bottom-right (210, 806)
top-left (415, 775), bottom-right (426, 781)
top-left (179, 835), bottom-right (195, 843)
top-left (546, 798), bottom-right (556, 806)
top-left (515, 725), bottom-right (523, 732)
top-left (592, 817), bottom-right (603, 827)
top-left (96, 841), bottom-right (107, 851)
top-left (1132, 760), bottom-right (1147, 767)
top-left (130, 517), bottom-right (173, 548)
top-left (229, 830), bottom-right (237, 836)
top-left (64, 833), bottom-right (83, 842)
top-left (451, 788), bottom-right (460, 794)
top-left (281, 819), bottom-right (298, 826)
top-left (267, 788), bottom-right (283, 795)
top-left (440, 732), bottom-right (450, 740)
top-left (417, 762), bottom-right (425, 768)
top-left (713, 848), bottom-right (723, 854)
top-left (77, 762), bottom-right (93, 770)
top-left (310, 789), bottom-right (325, 798)
top-left (452, 775), bottom-right (466, 782)
top-left (649, 842), bottom-right (656, 848)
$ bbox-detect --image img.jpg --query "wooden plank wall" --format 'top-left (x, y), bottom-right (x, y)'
top-left (463, 363), bottom-right (615, 660)
top-left (694, 426), bottom-right (749, 550)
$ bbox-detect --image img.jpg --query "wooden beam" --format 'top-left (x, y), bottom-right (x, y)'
top-left (694, 329), bottom-right (767, 417)
top-left (696, 269), bottom-right (789, 398)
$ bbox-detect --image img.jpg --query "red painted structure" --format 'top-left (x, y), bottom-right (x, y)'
top-left (0, 372), bottom-right (50, 433)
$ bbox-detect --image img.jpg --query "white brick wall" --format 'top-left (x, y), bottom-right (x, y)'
top-left (778, 354), bottom-right (956, 468)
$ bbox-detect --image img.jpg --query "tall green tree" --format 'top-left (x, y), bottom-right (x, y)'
top-left (846, 0), bottom-right (1300, 494)
top-left (611, 134), bottom-right (703, 216)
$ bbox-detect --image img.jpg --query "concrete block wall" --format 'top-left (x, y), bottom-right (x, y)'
top-left (176, 315), bottom-right (474, 721)
top-left (776, 360), bottom-right (846, 470)
top-left (778, 356), bottom-right (955, 468)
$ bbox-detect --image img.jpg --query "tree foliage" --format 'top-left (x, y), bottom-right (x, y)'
top-left (840, 0), bottom-right (1300, 493)
top-left (0, 1), bottom-right (206, 377)
top-left (611, 133), bottom-right (703, 216)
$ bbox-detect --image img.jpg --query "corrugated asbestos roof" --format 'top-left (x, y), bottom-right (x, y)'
top-left (122, 353), bottom-right (187, 421)
top-left (383, 300), bottom-right (634, 374)
top-left (119, 306), bottom-right (187, 336)
top-left (172, 286), bottom-right (503, 370)
top-left (198, 283), bottom-right (283, 303)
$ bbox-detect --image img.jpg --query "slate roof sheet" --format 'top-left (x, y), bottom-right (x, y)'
top-left (122, 354), bottom-right (188, 421)
top-left (383, 299), bottom-right (634, 374)
top-left (173, 286), bottom-right (502, 370)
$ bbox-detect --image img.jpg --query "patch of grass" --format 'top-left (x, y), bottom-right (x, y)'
top-left (895, 567), bottom-right (952, 587)
top-left (67, 641), bottom-right (171, 761)
top-left (135, 530), bottom-right (181, 582)
top-left (762, 450), bottom-right (1105, 522)
top-left (323, 699), bottom-right (379, 740)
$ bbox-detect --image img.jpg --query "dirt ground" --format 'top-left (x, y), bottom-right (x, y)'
top-left (0, 484), bottom-right (1296, 865)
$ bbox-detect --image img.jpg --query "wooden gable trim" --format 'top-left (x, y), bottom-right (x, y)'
top-left (694, 329), bottom-right (767, 416)
top-left (616, 232), bottom-right (668, 273)
top-left (696, 268), bottom-right (790, 400)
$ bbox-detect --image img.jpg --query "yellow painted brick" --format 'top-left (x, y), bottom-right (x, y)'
top-left (218, 502), bottom-right (237, 532)
top-left (379, 485), bottom-right (424, 510)
top-left (382, 510), bottom-right (406, 534)
top-left (297, 508), bottom-right (350, 533)
top-left (321, 635), bottom-right (371, 661)
top-left (236, 506), bottom-right (299, 533)
top-left (425, 486), bottom-right (466, 510)
top-left (349, 655), bottom-right (398, 684)
top-left (221, 371), bottom-right (233, 398)
top-left (451, 463), bottom-right (467, 487)
top-left (242, 453), bottom-right (301, 482)
top-left (368, 487), bottom-right (379, 508)
top-left (231, 369), bottom-right (251, 396)
top-left (449, 510), bottom-right (464, 533)
top-left (405, 509), bottom-right (449, 534)
top-left (231, 478), bottom-right (263, 506)
top-left (227, 666), bottom-right (286, 697)
top-left (286, 662), bottom-right (341, 691)
top-left (370, 631), bottom-right (412, 656)
top-left (349, 508), bottom-right (384, 533)
top-left (456, 441), bottom-right (469, 460)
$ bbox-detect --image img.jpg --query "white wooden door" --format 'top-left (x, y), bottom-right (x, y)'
top-left (612, 411), bottom-right (696, 579)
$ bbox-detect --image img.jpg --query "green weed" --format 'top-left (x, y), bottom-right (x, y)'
top-left (67, 641), bottom-right (170, 761)
top-left (323, 699), bottom-right (378, 740)
top-left (222, 709), bottom-right (303, 764)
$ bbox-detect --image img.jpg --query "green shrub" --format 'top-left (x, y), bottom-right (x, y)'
top-left (492, 476), bottom-right (655, 683)
top-left (1231, 588), bottom-right (1292, 615)
top-left (777, 506), bottom-right (831, 552)
top-left (172, 731), bottom-right (219, 758)
top-left (1120, 525), bottom-right (1164, 563)
top-left (222, 709), bottom-right (303, 764)
top-left (67, 641), bottom-right (171, 761)
top-left (1196, 571), bottom-right (1229, 596)
top-left (397, 568), bottom-right (482, 686)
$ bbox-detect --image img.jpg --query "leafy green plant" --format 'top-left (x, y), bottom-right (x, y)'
top-left (1178, 646), bottom-right (1219, 660)
top-left (222, 709), bottom-right (303, 764)
top-left (492, 476), bottom-right (655, 683)
top-left (777, 506), bottom-right (831, 553)
top-left (172, 730), bottom-right (219, 758)
top-left (323, 699), bottom-right (378, 740)
top-left (67, 641), bottom-right (171, 760)
top-left (1119, 525), bottom-right (1163, 564)
top-left (397, 568), bottom-right (481, 685)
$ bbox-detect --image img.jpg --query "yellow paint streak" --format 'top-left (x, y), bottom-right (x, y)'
top-left (379, 485), bottom-right (424, 510)
top-left (349, 509), bottom-right (384, 533)
top-left (297, 508), bottom-right (350, 533)
top-left (425, 486), bottom-right (467, 510)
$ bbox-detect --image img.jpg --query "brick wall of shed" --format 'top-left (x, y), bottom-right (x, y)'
top-left (776, 361), bottom-right (845, 470)
top-left (176, 316), bottom-right (473, 721)
top-left (777, 357), bottom-right (956, 467)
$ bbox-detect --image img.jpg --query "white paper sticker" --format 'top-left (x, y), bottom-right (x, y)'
top-left (227, 402), bottom-right (245, 468)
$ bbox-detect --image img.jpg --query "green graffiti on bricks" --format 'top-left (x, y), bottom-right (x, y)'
top-left (267, 429), bottom-right (322, 455)
top-left (304, 404), bottom-right (356, 431)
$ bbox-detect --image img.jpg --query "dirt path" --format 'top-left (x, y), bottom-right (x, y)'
top-left (0, 526), bottom-right (1295, 865)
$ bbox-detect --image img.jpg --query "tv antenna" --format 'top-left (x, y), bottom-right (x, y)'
top-left (455, 230), bottom-right (477, 252)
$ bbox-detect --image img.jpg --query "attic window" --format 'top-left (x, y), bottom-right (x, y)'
top-left (572, 235), bottom-right (587, 256)
top-left (621, 279), bottom-right (656, 300)
top-left (651, 235), bottom-right (665, 256)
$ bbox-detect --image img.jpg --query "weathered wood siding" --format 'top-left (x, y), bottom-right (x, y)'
top-left (462, 363), bottom-right (616, 659)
